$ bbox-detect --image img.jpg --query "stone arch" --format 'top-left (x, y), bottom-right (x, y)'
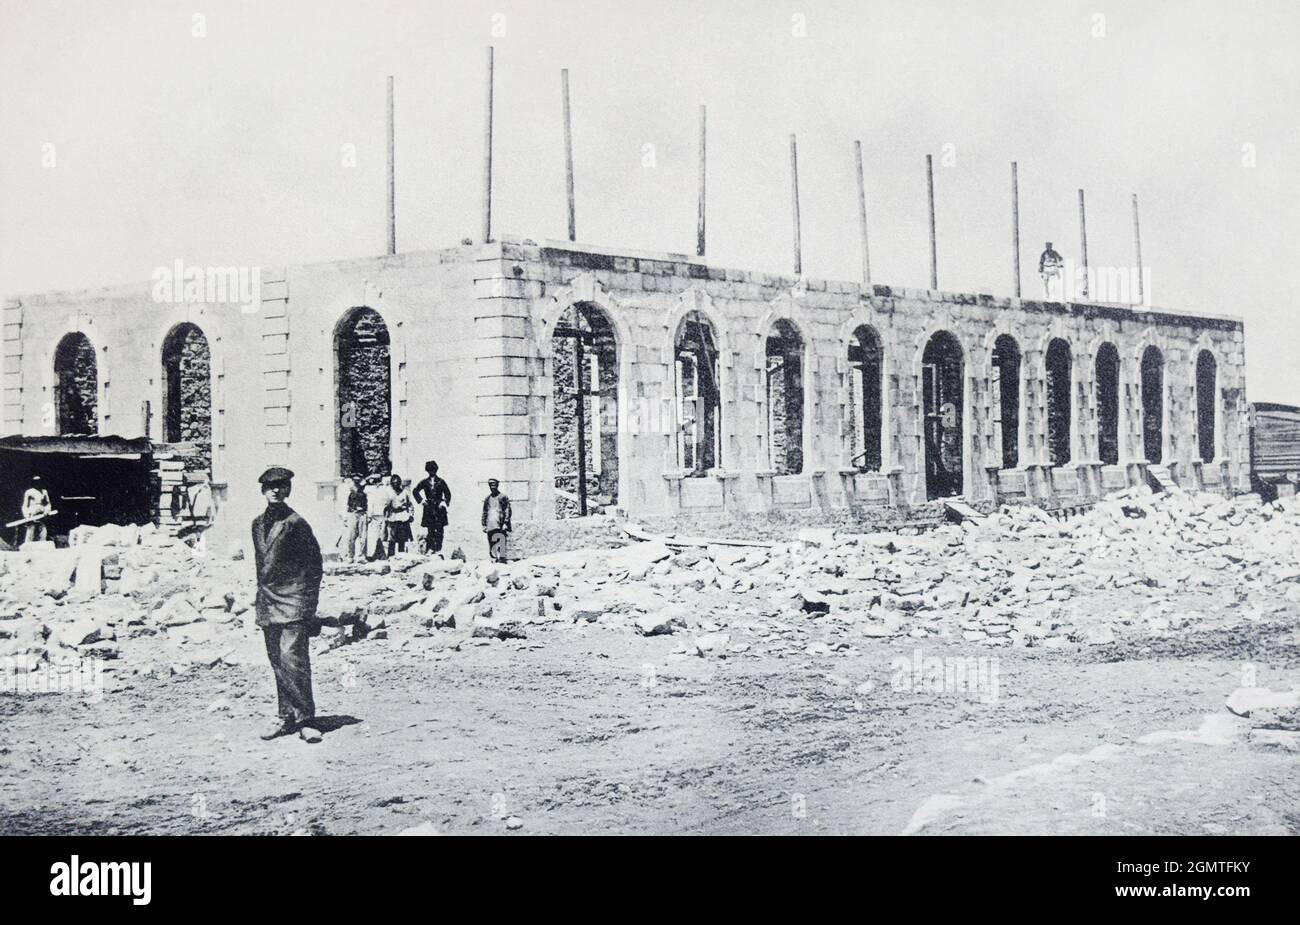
top-left (334, 306), bottom-right (392, 479)
top-left (1141, 344), bottom-right (1165, 464)
top-left (160, 322), bottom-right (213, 472)
top-left (918, 329), bottom-right (965, 500)
top-left (1094, 342), bottom-right (1121, 465)
top-left (837, 310), bottom-right (893, 471)
top-left (536, 273), bottom-right (635, 361)
top-left (661, 288), bottom-right (727, 362)
top-left (672, 306), bottom-right (726, 475)
top-left (762, 317), bottom-right (807, 474)
top-left (53, 332), bottom-right (98, 435)
top-left (1044, 337), bottom-right (1072, 466)
top-left (991, 333), bottom-right (1022, 469)
top-left (846, 323), bottom-right (884, 471)
top-left (1195, 348), bottom-right (1218, 464)
top-left (533, 276), bottom-right (634, 516)
top-left (550, 301), bottom-right (621, 516)
top-left (660, 288), bottom-right (731, 476)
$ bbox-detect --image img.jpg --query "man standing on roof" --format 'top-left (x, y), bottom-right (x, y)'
top-left (1039, 241), bottom-right (1064, 300)
top-left (21, 475), bottom-right (53, 545)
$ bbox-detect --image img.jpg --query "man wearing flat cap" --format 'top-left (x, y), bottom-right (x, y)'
top-left (251, 466), bottom-right (324, 743)
top-left (481, 478), bottom-right (512, 563)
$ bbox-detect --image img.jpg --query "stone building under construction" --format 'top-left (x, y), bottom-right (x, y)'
top-left (0, 235), bottom-right (1248, 546)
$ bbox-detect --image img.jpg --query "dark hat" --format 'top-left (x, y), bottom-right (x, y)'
top-left (30, 475), bottom-right (41, 483)
top-left (425, 459), bottom-right (438, 471)
top-left (258, 466), bottom-right (294, 486)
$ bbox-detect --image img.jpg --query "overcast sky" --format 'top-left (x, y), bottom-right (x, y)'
top-left (2, 0), bottom-right (1296, 400)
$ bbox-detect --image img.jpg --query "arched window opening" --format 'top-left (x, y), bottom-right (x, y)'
top-left (848, 325), bottom-right (883, 472)
top-left (335, 308), bottom-right (391, 479)
top-left (992, 335), bottom-right (1020, 469)
top-left (53, 333), bottom-right (98, 435)
top-left (1045, 338), bottom-right (1072, 466)
top-left (1141, 345), bottom-right (1164, 464)
top-left (553, 302), bottom-right (619, 517)
top-left (765, 319), bottom-right (804, 475)
top-left (1095, 343), bottom-right (1121, 466)
top-left (1196, 350), bottom-right (1217, 464)
top-left (922, 331), bottom-right (964, 499)
top-left (161, 323), bottom-right (212, 473)
top-left (674, 313), bottom-right (721, 476)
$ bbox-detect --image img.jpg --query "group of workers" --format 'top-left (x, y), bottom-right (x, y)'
top-left (337, 460), bottom-right (512, 565)
top-left (251, 462), bottom-right (515, 743)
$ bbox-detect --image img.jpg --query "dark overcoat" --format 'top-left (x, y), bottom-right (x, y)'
top-left (414, 476), bottom-right (452, 528)
top-left (252, 506), bottom-right (324, 631)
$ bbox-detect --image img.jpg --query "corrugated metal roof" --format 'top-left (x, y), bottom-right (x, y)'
top-left (0, 434), bottom-right (153, 455)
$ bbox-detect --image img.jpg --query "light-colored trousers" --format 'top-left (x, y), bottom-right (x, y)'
top-left (1042, 267), bottom-right (1063, 300)
top-left (365, 515), bottom-right (387, 559)
top-left (339, 512), bottom-right (365, 561)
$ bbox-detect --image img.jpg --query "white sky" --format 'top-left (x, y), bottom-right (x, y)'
top-left (2, 0), bottom-right (1297, 400)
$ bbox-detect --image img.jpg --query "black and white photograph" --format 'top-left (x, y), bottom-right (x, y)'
top-left (0, 0), bottom-right (1295, 901)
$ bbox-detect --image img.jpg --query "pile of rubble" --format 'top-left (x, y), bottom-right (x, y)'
top-left (0, 523), bottom-right (250, 678)
top-left (284, 486), bottom-right (1300, 660)
top-left (2, 487), bottom-right (1298, 686)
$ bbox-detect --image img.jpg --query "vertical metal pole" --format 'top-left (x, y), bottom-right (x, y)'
top-left (696, 105), bottom-right (707, 257)
top-left (790, 134), bottom-right (801, 275)
top-left (1078, 188), bottom-right (1089, 300)
top-left (482, 47), bottom-right (494, 244)
top-left (562, 68), bottom-right (576, 242)
top-left (1011, 161), bottom-right (1021, 297)
top-left (855, 140), bottom-right (871, 289)
top-left (926, 154), bottom-right (937, 290)
top-left (573, 332), bottom-right (587, 516)
top-left (1132, 193), bottom-right (1144, 305)
top-left (386, 75), bottom-right (395, 255)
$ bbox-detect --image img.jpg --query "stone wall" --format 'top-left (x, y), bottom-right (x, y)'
top-left (4, 238), bottom-right (1251, 546)
top-left (499, 239), bottom-right (1250, 524)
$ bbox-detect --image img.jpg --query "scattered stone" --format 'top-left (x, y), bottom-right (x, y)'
top-left (634, 609), bottom-right (686, 636)
top-left (1225, 686), bottom-right (1300, 719)
top-left (692, 632), bottom-right (730, 656)
top-left (797, 589), bottom-right (831, 615)
top-left (1083, 624), bottom-right (1116, 645)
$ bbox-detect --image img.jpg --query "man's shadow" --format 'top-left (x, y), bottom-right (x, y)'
top-left (310, 715), bottom-right (363, 735)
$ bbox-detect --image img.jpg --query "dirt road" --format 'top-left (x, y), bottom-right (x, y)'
top-left (2, 597), bottom-right (1296, 836)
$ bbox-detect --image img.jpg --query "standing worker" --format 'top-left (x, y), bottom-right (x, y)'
top-left (1039, 241), bottom-right (1064, 300)
top-left (385, 473), bottom-right (415, 556)
top-left (412, 460), bottom-right (452, 555)
top-left (481, 478), bottom-right (512, 563)
top-left (20, 476), bottom-right (53, 545)
top-left (339, 475), bottom-right (366, 562)
top-left (362, 473), bottom-right (394, 561)
top-left (252, 467), bottom-right (324, 743)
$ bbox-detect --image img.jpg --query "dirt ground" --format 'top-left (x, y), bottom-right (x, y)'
top-left (2, 575), bottom-right (1297, 836)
